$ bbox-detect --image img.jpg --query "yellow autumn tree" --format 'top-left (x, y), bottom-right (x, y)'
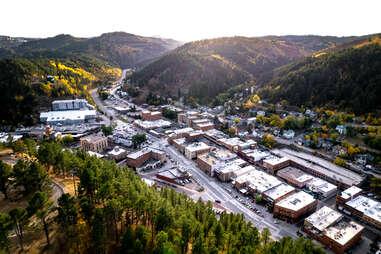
top-left (251, 94), bottom-right (260, 104)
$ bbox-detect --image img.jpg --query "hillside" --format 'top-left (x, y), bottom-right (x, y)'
top-left (130, 35), bottom-right (360, 105)
top-left (258, 41), bottom-right (381, 114)
top-left (0, 32), bottom-right (182, 68)
top-left (0, 56), bottom-right (121, 127)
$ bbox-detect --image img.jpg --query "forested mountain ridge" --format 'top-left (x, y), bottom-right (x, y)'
top-left (0, 32), bottom-right (182, 68)
top-left (130, 35), bottom-right (362, 105)
top-left (0, 56), bottom-right (121, 127)
top-left (258, 40), bottom-right (381, 114)
top-left (0, 32), bottom-right (182, 127)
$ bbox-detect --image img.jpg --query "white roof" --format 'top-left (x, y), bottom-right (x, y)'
top-left (185, 142), bottom-right (210, 152)
top-left (127, 147), bottom-right (164, 160)
top-left (307, 177), bottom-right (337, 194)
top-left (324, 221), bottom-right (364, 246)
top-left (305, 206), bottom-right (343, 231)
top-left (276, 191), bottom-right (316, 211)
top-left (346, 195), bottom-right (381, 224)
top-left (263, 156), bottom-right (289, 166)
top-left (40, 110), bottom-right (96, 122)
top-left (272, 148), bottom-right (363, 186)
top-left (173, 127), bottom-right (194, 135)
top-left (263, 183), bottom-right (295, 201)
top-left (87, 151), bottom-right (104, 158)
top-left (134, 119), bottom-right (172, 129)
top-left (108, 146), bottom-right (126, 156)
top-left (340, 186), bottom-right (362, 200)
top-left (236, 169), bottom-right (282, 193)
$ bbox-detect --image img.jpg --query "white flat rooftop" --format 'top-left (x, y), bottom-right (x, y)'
top-left (276, 191), bottom-right (316, 211)
top-left (308, 177), bottom-right (337, 194)
top-left (263, 156), bottom-right (289, 166)
top-left (40, 109), bottom-right (96, 122)
top-left (237, 169), bottom-right (282, 193)
top-left (346, 195), bottom-right (381, 224)
top-left (305, 206), bottom-right (343, 232)
top-left (263, 183), bottom-right (295, 201)
top-left (273, 148), bottom-right (363, 186)
top-left (185, 142), bottom-right (210, 152)
top-left (324, 221), bottom-right (364, 246)
top-left (340, 186), bottom-right (362, 200)
top-left (173, 127), bottom-right (194, 135)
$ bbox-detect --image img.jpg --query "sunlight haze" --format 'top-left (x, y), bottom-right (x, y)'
top-left (1, 0), bottom-right (380, 41)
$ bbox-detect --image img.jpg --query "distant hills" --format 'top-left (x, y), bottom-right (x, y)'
top-left (130, 35), bottom-right (364, 105)
top-left (0, 32), bottom-right (182, 127)
top-left (258, 35), bottom-right (381, 114)
top-left (0, 32), bottom-right (182, 68)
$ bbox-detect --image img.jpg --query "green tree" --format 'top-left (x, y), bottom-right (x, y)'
top-left (12, 140), bottom-right (26, 153)
top-left (132, 134), bottom-right (147, 149)
top-left (0, 213), bottom-right (13, 254)
top-left (101, 125), bottom-right (113, 136)
top-left (9, 207), bottom-right (28, 251)
top-left (13, 160), bottom-right (50, 195)
top-left (27, 191), bottom-right (54, 246)
top-left (91, 208), bottom-right (106, 253)
top-left (55, 193), bottom-right (79, 235)
top-left (24, 138), bottom-right (37, 156)
top-left (0, 161), bottom-right (12, 200)
top-left (261, 228), bottom-right (271, 245)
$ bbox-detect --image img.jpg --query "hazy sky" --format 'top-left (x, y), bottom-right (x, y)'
top-left (1, 0), bottom-right (380, 41)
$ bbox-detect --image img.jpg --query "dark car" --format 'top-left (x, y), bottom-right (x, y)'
top-left (215, 200), bottom-right (221, 204)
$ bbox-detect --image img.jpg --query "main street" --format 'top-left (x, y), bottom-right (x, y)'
top-left (153, 138), bottom-right (299, 240)
top-left (91, 70), bottom-right (301, 241)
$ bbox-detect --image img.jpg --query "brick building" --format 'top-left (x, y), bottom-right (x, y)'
top-left (263, 157), bottom-right (290, 174)
top-left (304, 206), bottom-right (363, 254)
top-left (126, 148), bottom-right (166, 170)
top-left (262, 183), bottom-right (296, 207)
top-left (141, 110), bottom-right (162, 121)
top-left (277, 166), bottom-right (313, 188)
top-left (274, 191), bottom-right (317, 223)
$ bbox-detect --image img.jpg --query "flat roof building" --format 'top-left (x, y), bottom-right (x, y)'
top-left (196, 149), bottom-right (237, 176)
top-left (142, 110), bottom-right (162, 121)
top-left (274, 191), bottom-right (317, 223)
top-left (336, 186), bottom-right (363, 208)
top-left (126, 147), bottom-right (166, 170)
top-left (52, 99), bottom-right (89, 111)
top-left (133, 119), bottom-right (172, 130)
top-left (344, 195), bottom-right (381, 230)
top-left (307, 177), bottom-right (338, 198)
top-left (263, 156), bottom-right (290, 174)
top-left (304, 206), bottom-right (363, 254)
top-left (262, 183), bottom-right (296, 205)
top-left (277, 166), bottom-right (313, 188)
top-left (184, 142), bottom-right (211, 160)
top-left (272, 148), bottom-right (364, 189)
top-left (234, 169), bottom-right (282, 194)
top-left (40, 109), bottom-right (96, 125)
